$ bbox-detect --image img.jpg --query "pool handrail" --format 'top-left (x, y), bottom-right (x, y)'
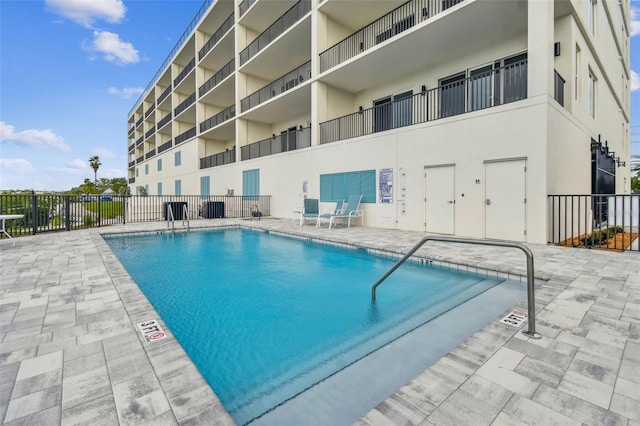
top-left (371, 236), bottom-right (541, 339)
top-left (167, 203), bottom-right (190, 233)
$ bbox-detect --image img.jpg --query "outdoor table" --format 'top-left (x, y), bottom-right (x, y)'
top-left (0, 214), bottom-right (24, 245)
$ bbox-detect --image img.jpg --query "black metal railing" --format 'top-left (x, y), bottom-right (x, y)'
top-left (157, 112), bottom-right (172, 130)
top-left (175, 127), bottom-right (196, 145)
top-left (320, 60), bottom-right (527, 144)
top-left (128, 143), bottom-right (135, 152)
top-left (174, 57), bottom-right (196, 87)
top-left (548, 194), bottom-right (639, 252)
top-left (241, 61), bottom-right (311, 112)
top-left (145, 104), bottom-right (155, 118)
top-left (157, 139), bottom-right (173, 153)
top-left (129, 178), bottom-right (135, 184)
top-left (136, 136), bottom-right (144, 146)
top-left (174, 92), bottom-right (196, 116)
top-left (239, 0), bottom-right (256, 16)
top-left (128, 126), bottom-right (135, 136)
top-left (136, 155), bottom-right (144, 164)
top-left (200, 105), bottom-right (236, 133)
top-left (199, 13), bottom-right (235, 60)
top-left (241, 126), bottom-right (311, 160)
top-left (136, 117), bottom-right (143, 127)
top-left (239, 0), bottom-right (311, 65)
top-left (554, 69), bottom-right (565, 107)
top-left (145, 126), bottom-right (156, 139)
top-left (157, 85), bottom-right (172, 104)
top-left (128, 161), bottom-right (135, 168)
top-left (200, 147), bottom-right (236, 169)
top-left (145, 149), bottom-right (156, 159)
top-left (320, 0), bottom-right (464, 72)
top-left (199, 59), bottom-right (235, 97)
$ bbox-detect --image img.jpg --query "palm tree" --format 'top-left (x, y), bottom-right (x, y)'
top-left (89, 156), bottom-right (101, 184)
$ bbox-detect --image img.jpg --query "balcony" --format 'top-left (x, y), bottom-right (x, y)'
top-left (241, 126), bottom-right (311, 160)
top-left (239, 0), bottom-right (256, 16)
top-left (145, 149), bottom-right (156, 159)
top-left (157, 139), bottom-right (173, 154)
top-left (128, 143), bottom-right (135, 152)
top-left (128, 161), bottom-right (135, 168)
top-left (320, 0), bottom-right (464, 73)
top-left (157, 112), bottom-right (172, 130)
top-left (320, 60), bottom-right (527, 144)
top-left (136, 117), bottom-right (143, 127)
top-left (129, 177), bottom-right (135, 184)
top-left (200, 105), bottom-right (236, 133)
top-left (157, 85), bottom-right (172, 104)
top-left (554, 69), bottom-right (565, 107)
top-left (200, 147), bottom-right (236, 169)
top-left (199, 59), bottom-right (234, 97)
top-left (128, 126), bottom-right (135, 136)
top-left (174, 57), bottom-right (195, 87)
top-left (241, 61), bottom-right (311, 112)
top-left (136, 155), bottom-right (144, 164)
top-left (145, 126), bottom-right (156, 139)
top-left (239, 0), bottom-right (311, 66)
top-left (174, 92), bottom-right (196, 116)
top-left (136, 136), bottom-right (144, 146)
top-left (144, 104), bottom-right (155, 118)
top-left (175, 127), bottom-right (196, 145)
top-left (199, 13), bottom-right (234, 60)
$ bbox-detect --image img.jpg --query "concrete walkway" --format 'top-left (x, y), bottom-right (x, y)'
top-left (0, 219), bottom-right (638, 425)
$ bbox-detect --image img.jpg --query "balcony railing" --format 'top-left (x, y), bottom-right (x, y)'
top-left (145, 149), bottom-right (156, 159)
top-left (128, 161), bottom-right (135, 168)
top-left (200, 104), bottom-right (236, 133)
top-left (128, 143), bottom-right (135, 152)
top-left (241, 126), bottom-right (311, 160)
top-left (157, 112), bottom-right (172, 130)
top-left (174, 57), bottom-right (196, 87)
top-left (239, 0), bottom-right (311, 65)
top-left (145, 126), bottom-right (156, 139)
top-left (174, 92), bottom-right (196, 116)
top-left (239, 0), bottom-right (256, 16)
top-left (136, 136), bottom-right (144, 146)
top-left (128, 126), bottom-right (135, 136)
top-left (136, 155), bottom-right (144, 164)
top-left (199, 59), bottom-right (235, 97)
top-left (175, 127), bottom-right (196, 145)
top-left (198, 13), bottom-right (235, 60)
top-left (144, 104), bottom-right (155, 118)
top-left (320, 60), bottom-right (527, 144)
top-left (157, 139), bottom-right (173, 153)
top-left (157, 85), bottom-right (172, 104)
top-left (136, 117), bottom-right (143, 127)
top-left (320, 0), bottom-right (464, 72)
top-left (554, 69), bottom-right (565, 107)
top-left (241, 61), bottom-right (311, 112)
top-left (200, 147), bottom-right (236, 169)
top-left (129, 177), bottom-right (135, 183)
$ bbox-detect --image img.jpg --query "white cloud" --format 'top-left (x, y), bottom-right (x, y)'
top-left (45, 0), bottom-right (126, 28)
top-left (92, 147), bottom-right (117, 159)
top-left (632, 69), bottom-right (640, 92)
top-left (102, 168), bottom-right (126, 179)
top-left (0, 158), bottom-right (35, 174)
top-left (85, 31), bottom-right (139, 65)
top-left (0, 121), bottom-right (71, 151)
top-left (108, 86), bottom-right (144, 99)
top-left (67, 158), bottom-right (88, 169)
top-left (631, 7), bottom-right (640, 37)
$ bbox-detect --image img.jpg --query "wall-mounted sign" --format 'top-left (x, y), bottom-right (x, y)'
top-left (379, 168), bottom-right (393, 203)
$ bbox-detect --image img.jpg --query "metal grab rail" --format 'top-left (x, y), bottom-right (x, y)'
top-left (166, 203), bottom-right (190, 233)
top-left (371, 236), bottom-right (541, 339)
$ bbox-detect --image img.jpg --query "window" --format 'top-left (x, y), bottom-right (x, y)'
top-left (373, 91), bottom-right (413, 133)
top-left (157, 158), bottom-right (162, 171)
top-left (135, 186), bottom-right (139, 195)
top-left (588, 0), bottom-right (596, 35)
top-left (175, 180), bottom-right (182, 196)
top-left (145, 184), bottom-right (149, 195)
top-left (588, 68), bottom-right (596, 118)
top-left (200, 176), bottom-right (210, 197)
top-left (242, 169), bottom-right (260, 196)
top-left (469, 65), bottom-right (493, 111)
top-left (145, 164), bottom-right (149, 175)
top-left (175, 151), bottom-right (181, 166)
top-left (135, 168), bottom-right (139, 177)
top-left (440, 73), bottom-right (466, 117)
top-left (375, 14), bottom-right (415, 44)
top-left (320, 170), bottom-right (376, 203)
top-left (575, 45), bottom-right (581, 101)
top-left (157, 182), bottom-right (163, 196)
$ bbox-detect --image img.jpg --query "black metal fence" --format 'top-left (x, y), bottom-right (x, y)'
top-left (0, 194), bottom-right (271, 239)
top-left (548, 194), bottom-right (639, 252)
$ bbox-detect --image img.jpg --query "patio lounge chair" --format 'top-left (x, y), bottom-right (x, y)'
top-left (315, 199), bottom-right (345, 227)
top-left (320, 195), bottom-right (364, 229)
top-left (299, 198), bottom-right (319, 226)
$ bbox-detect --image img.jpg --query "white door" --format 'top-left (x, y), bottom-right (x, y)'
top-left (425, 165), bottom-right (455, 234)
top-left (485, 159), bottom-right (526, 241)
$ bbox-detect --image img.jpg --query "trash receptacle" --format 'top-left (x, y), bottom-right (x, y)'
top-left (163, 202), bottom-right (188, 220)
top-left (203, 201), bottom-right (224, 218)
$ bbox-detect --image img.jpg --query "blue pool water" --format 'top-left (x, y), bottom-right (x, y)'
top-left (105, 228), bottom-right (505, 425)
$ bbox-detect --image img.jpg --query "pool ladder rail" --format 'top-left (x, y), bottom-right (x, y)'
top-left (371, 236), bottom-right (541, 339)
top-left (167, 204), bottom-right (190, 233)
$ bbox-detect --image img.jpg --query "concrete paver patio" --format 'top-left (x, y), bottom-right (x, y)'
top-left (1, 218), bottom-right (639, 425)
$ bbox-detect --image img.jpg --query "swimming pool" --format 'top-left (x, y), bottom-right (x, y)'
top-left (105, 228), bottom-right (511, 425)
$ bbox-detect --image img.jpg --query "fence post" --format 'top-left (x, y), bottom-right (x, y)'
top-left (66, 196), bottom-right (71, 231)
top-left (32, 193), bottom-right (38, 235)
top-left (97, 196), bottom-right (102, 227)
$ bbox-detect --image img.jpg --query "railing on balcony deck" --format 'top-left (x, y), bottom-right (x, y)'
top-left (145, 126), bottom-right (156, 139)
top-left (128, 126), bottom-right (135, 136)
top-left (320, 0), bottom-right (464, 72)
top-left (199, 13), bottom-right (235, 60)
top-left (239, 0), bottom-right (311, 65)
top-left (320, 60), bottom-right (527, 144)
top-left (136, 156), bottom-right (144, 164)
top-left (157, 85), bottom-right (172, 104)
top-left (128, 161), bottom-right (135, 168)
top-left (548, 194), bottom-right (639, 252)
top-left (136, 136), bottom-right (144, 146)
top-left (239, 0), bottom-right (257, 16)
top-left (200, 105), bottom-right (236, 133)
top-left (136, 117), bottom-right (143, 127)
top-left (174, 92), bottom-right (196, 116)
top-left (129, 178), bottom-right (135, 183)
top-left (128, 143), bottom-right (135, 152)
top-left (241, 126), bottom-right (311, 160)
top-left (200, 147), bottom-right (236, 169)
top-left (174, 57), bottom-right (196, 87)
top-left (199, 59), bottom-right (235, 97)
top-left (175, 127), bottom-right (196, 145)
top-left (241, 61), bottom-right (311, 112)
top-left (144, 104), bottom-right (155, 118)
top-left (157, 112), bottom-right (172, 130)
top-left (145, 149), bottom-right (156, 159)
top-left (157, 140), bottom-right (173, 154)
top-left (554, 69), bottom-right (565, 107)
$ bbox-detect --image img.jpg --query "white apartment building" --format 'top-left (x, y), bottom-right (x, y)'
top-left (127, 0), bottom-right (631, 244)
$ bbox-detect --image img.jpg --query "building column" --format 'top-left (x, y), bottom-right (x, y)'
top-left (527, 0), bottom-right (555, 99)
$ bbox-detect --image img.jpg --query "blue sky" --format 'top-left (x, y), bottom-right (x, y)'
top-left (0, 0), bottom-right (639, 191)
